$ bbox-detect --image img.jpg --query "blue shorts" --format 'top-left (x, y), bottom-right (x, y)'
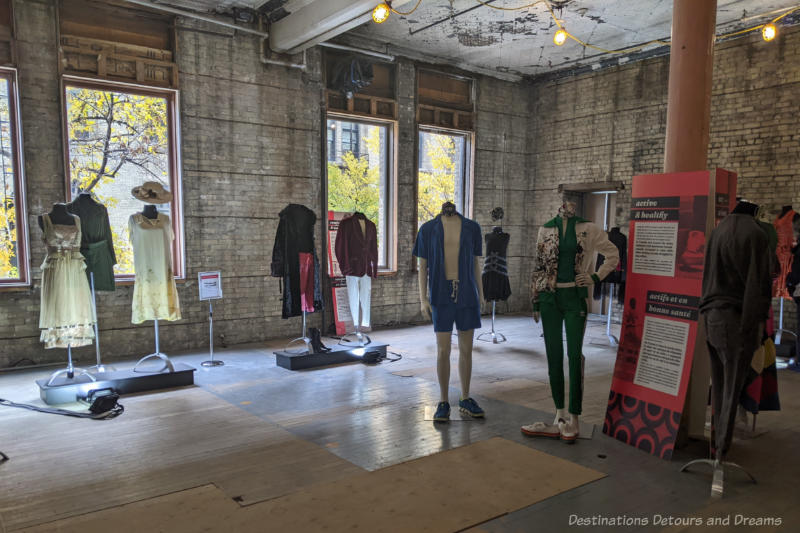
top-left (432, 304), bottom-right (481, 333)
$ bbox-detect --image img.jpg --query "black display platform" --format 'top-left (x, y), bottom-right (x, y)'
top-left (275, 343), bottom-right (388, 370)
top-left (36, 363), bottom-right (196, 405)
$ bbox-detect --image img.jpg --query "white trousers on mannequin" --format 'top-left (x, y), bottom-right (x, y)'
top-left (345, 275), bottom-right (371, 328)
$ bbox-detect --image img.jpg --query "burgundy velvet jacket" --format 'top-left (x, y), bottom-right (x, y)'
top-left (335, 213), bottom-right (379, 278)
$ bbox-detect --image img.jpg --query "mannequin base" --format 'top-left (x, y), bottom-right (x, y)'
top-left (36, 363), bottom-right (195, 405)
top-left (134, 352), bottom-right (175, 373)
top-left (680, 458), bottom-right (757, 498)
top-left (275, 343), bottom-right (388, 371)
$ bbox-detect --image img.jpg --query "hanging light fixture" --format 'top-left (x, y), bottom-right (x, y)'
top-left (373, 3), bottom-right (391, 24)
top-left (762, 23), bottom-right (777, 41)
top-left (553, 28), bottom-right (568, 46)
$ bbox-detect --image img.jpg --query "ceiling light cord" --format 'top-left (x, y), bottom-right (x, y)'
top-left (390, 0), bottom-right (423, 16)
top-left (373, 1), bottom-right (800, 51)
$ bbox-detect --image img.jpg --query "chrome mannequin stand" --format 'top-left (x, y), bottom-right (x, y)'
top-left (87, 272), bottom-right (115, 373)
top-left (680, 458), bottom-right (757, 498)
top-left (134, 319), bottom-right (175, 373)
top-left (775, 297), bottom-right (796, 346)
top-left (47, 344), bottom-right (97, 386)
top-left (606, 284), bottom-right (619, 346)
top-left (340, 324), bottom-right (371, 347)
top-left (285, 310), bottom-right (312, 354)
top-left (478, 301), bottom-right (506, 344)
top-left (202, 301), bottom-right (223, 367)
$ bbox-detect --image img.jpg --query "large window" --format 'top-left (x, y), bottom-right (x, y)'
top-left (326, 116), bottom-right (394, 270)
top-left (0, 69), bottom-right (27, 286)
top-left (63, 78), bottom-right (183, 280)
top-left (417, 127), bottom-right (472, 228)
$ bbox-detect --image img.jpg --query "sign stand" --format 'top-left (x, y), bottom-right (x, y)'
top-left (198, 271), bottom-right (224, 367)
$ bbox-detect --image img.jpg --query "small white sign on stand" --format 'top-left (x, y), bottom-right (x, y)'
top-left (198, 271), bottom-right (224, 367)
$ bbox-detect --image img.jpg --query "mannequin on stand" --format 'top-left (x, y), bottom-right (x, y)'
top-left (38, 203), bottom-right (96, 385)
top-left (414, 201), bottom-right (485, 422)
top-left (335, 211), bottom-right (379, 346)
top-left (479, 207), bottom-right (511, 344)
top-left (129, 182), bottom-right (181, 372)
top-left (523, 201), bottom-right (619, 442)
top-left (690, 201), bottom-right (771, 496)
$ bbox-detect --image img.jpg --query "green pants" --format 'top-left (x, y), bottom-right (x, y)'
top-left (540, 287), bottom-right (587, 415)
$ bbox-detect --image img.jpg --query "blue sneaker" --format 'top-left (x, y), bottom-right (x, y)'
top-left (433, 401), bottom-right (450, 422)
top-left (459, 397), bottom-right (485, 418)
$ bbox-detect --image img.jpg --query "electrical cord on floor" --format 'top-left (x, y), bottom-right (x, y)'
top-left (0, 393), bottom-right (124, 420)
top-left (361, 350), bottom-right (403, 365)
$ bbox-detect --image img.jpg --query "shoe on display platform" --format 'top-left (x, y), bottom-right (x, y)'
top-left (560, 418), bottom-right (579, 443)
top-left (521, 420), bottom-right (562, 438)
top-left (433, 401), bottom-right (451, 422)
top-left (458, 397), bottom-right (485, 418)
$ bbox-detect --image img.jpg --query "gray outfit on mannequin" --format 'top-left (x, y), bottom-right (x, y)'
top-left (699, 213), bottom-right (772, 458)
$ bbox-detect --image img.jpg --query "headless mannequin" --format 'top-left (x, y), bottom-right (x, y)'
top-left (39, 203), bottom-right (75, 230)
top-left (142, 204), bottom-right (159, 220)
top-left (354, 211), bottom-right (367, 237)
top-left (530, 204), bottom-right (595, 438)
top-left (354, 211), bottom-right (367, 328)
top-left (418, 203), bottom-right (484, 403)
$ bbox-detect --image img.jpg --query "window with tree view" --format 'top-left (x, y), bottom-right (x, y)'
top-left (417, 129), bottom-right (470, 228)
top-left (64, 81), bottom-right (181, 278)
top-left (0, 70), bottom-right (25, 285)
top-left (326, 117), bottom-right (392, 269)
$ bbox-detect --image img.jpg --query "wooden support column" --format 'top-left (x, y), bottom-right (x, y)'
top-left (664, 0), bottom-right (719, 443)
top-left (663, 0), bottom-right (718, 173)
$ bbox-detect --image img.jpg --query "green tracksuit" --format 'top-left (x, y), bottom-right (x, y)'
top-left (540, 216), bottom-right (587, 415)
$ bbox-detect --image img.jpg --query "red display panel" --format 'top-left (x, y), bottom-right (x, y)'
top-left (603, 169), bottom-right (737, 459)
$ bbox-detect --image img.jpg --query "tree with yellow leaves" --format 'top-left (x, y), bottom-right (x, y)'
top-left (66, 87), bottom-right (169, 275)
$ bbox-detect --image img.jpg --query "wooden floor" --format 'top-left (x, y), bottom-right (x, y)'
top-left (1, 314), bottom-right (799, 532)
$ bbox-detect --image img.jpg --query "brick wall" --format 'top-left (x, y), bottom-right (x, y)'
top-left (0, 0), bottom-right (533, 368)
top-left (528, 25), bottom-right (800, 334)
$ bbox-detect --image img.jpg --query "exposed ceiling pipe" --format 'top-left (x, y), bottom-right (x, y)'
top-left (259, 16), bottom-right (307, 70)
top-left (317, 42), bottom-right (395, 62)
top-left (122, 0), bottom-right (270, 38)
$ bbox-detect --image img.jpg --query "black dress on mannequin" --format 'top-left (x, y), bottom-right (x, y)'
top-left (482, 227), bottom-right (511, 302)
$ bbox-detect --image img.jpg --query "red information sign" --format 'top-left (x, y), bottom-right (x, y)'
top-left (603, 169), bottom-right (736, 460)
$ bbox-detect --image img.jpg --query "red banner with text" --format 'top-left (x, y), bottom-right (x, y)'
top-left (603, 169), bottom-right (736, 460)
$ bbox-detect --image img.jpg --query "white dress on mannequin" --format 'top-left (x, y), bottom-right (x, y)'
top-left (129, 212), bottom-right (181, 324)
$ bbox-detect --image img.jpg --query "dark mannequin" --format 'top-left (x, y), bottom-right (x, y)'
top-left (733, 201), bottom-right (759, 217)
top-left (38, 203), bottom-right (75, 230)
top-left (441, 201), bottom-right (456, 217)
top-left (142, 205), bottom-right (159, 220)
top-left (780, 205), bottom-right (793, 217)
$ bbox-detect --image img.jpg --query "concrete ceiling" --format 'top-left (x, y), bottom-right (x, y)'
top-left (350, 0), bottom-right (800, 79)
top-left (126, 1), bottom-right (800, 79)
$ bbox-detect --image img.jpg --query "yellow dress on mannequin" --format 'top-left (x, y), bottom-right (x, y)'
top-left (129, 212), bottom-right (181, 324)
top-left (39, 214), bottom-right (95, 348)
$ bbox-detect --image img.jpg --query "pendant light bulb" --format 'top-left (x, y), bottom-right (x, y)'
top-left (762, 23), bottom-right (777, 42)
top-left (372, 3), bottom-right (391, 24)
top-left (554, 29), bottom-right (568, 46)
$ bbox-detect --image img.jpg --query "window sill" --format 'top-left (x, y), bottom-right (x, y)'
top-left (378, 270), bottom-right (397, 277)
top-left (0, 283), bottom-right (31, 292)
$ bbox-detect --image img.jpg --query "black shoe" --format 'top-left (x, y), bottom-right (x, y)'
top-left (309, 328), bottom-right (331, 353)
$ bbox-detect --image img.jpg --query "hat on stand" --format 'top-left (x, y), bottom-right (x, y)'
top-left (131, 181), bottom-right (173, 204)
